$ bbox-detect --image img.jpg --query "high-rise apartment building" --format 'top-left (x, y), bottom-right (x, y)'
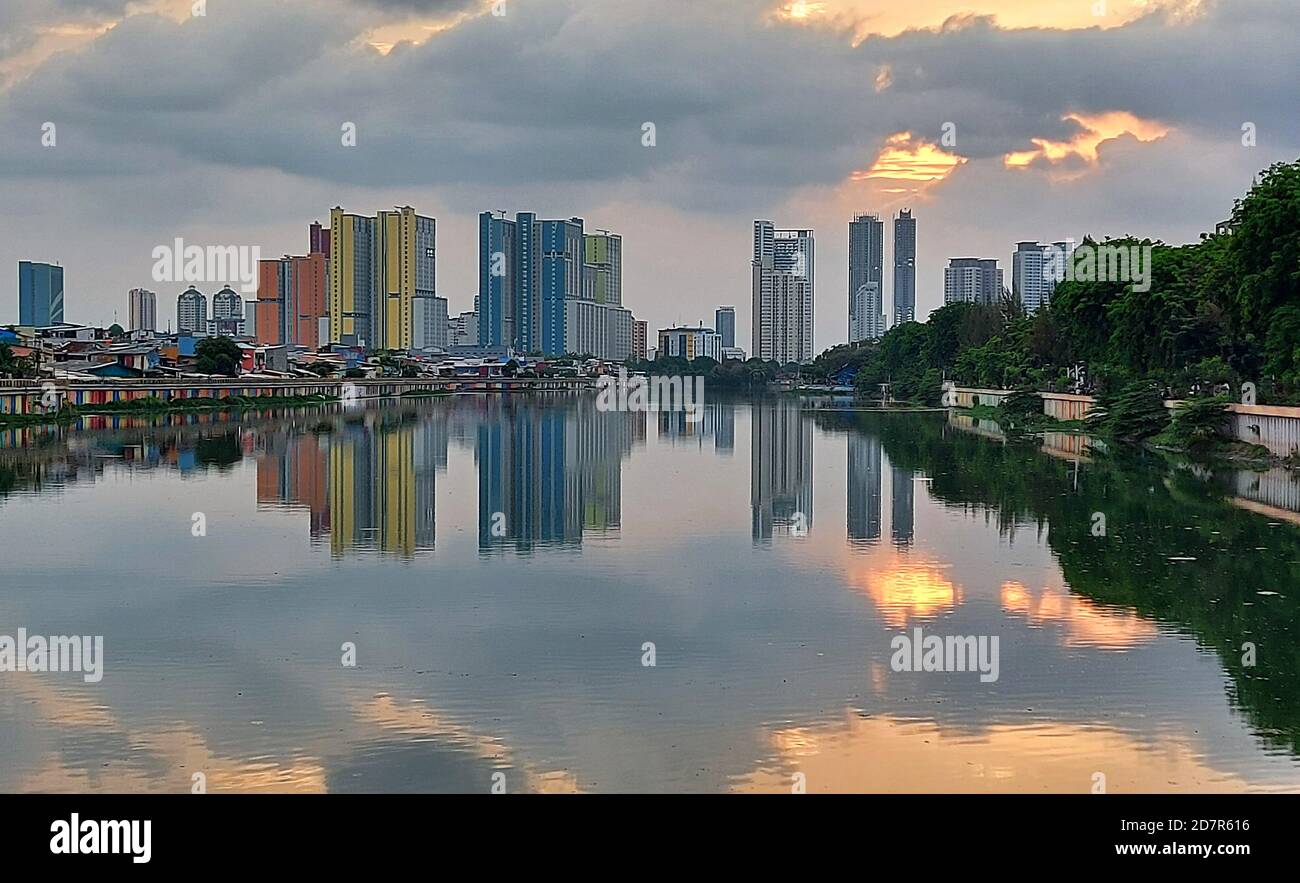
top-left (893, 209), bottom-right (916, 325)
top-left (18, 261), bottom-right (64, 327)
top-left (414, 295), bottom-right (449, 350)
top-left (849, 281), bottom-right (881, 344)
top-left (480, 211), bottom-right (631, 359)
top-left (715, 306), bottom-right (736, 349)
top-left (212, 285), bottom-right (242, 321)
top-left (309, 220), bottom-right (331, 258)
top-left (450, 310), bottom-right (478, 348)
top-left (479, 212), bottom-right (519, 350)
top-left (176, 286), bottom-right (207, 333)
top-left (658, 326), bottom-right (722, 362)
top-left (752, 221), bottom-right (814, 364)
top-left (584, 231), bottom-right (622, 305)
top-left (328, 205), bottom-right (434, 350)
top-left (848, 214), bottom-right (884, 343)
top-left (329, 208), bottom-right (376, 346)
top-left (538, 217), bottom-right (584, 355)
top-left (1012, 240), bottom-right (1075, 315)
top-left (632, 319), bottom-right (647, 361)
top-left (258, 252), bottom-right (328, 348)
top-left (944, 258), bottom-right (1003, 306)
top-left (377, 207), bottom-right (436, 352)
top-left (128, 287), bottom-right (156, 332)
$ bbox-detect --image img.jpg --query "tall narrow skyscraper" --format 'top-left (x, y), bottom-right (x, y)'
top-left (752, 220), bottom-right (814, 364)
top-left (715, 306), bottom-right (736, 349)
top-left (329, 207), bottom-right (377, 346)
top-left (584, 231), bottom-right (622, 305)
top-left (848, 214), bottom-right (884, 343)
top-left (893, 209), bottom-right (916, 325)
top-left (376, 206), bottom-right (436, 352)
top-left (18, 261), bottom-right (64, 327)
top-left (128, 288), bottom-right (156, 332)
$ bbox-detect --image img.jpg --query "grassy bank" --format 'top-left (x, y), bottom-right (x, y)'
top-left (0, 393), bottom-right (338, 427)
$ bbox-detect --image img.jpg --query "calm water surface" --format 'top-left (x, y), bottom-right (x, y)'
top-left (2, 395), bottom-right (1299, 793)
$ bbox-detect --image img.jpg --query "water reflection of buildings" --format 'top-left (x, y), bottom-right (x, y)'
top-left (477, 398), bottom-right (635, 554)
top-left (257, 429), bottom-right (329, 539)
top-left (657, 401), bottom-right (733, 452)
top-left (328, 416), bottom-right (441, 558)
top-left (890, 464), bottom-right (914, 547)
top-left (255, 411), bottom-right (446, 559)
top-left (847, 434), bottom-right (881, 544)
top-left (751, 402), bottom-right (813, 542)
top-left (845, 432), bottom-right (914, 549)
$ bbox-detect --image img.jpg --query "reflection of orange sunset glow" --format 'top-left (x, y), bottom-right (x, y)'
top-left (854, 132), bottom-right (966, 187)
top-left (734, 711), bottom-right (1297, 793)
top-left (1001, 580), bottom-right (1157, 649)
top-left (852, 561), bottom-right (962, 626)
top-left (1004, 111), bottom-right (1171, 170)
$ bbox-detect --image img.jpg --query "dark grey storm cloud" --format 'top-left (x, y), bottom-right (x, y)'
top-left (0, 0), bottom-right (1295, 212)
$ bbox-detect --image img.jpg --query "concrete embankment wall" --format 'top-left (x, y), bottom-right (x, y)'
top-left (0, 377), bottom-right (591, 417)
top-left (950, 386), bottom-right (1300, 457)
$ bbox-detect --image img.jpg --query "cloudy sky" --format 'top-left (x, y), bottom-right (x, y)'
top-left (0, 0), bottom-right (1295, 350)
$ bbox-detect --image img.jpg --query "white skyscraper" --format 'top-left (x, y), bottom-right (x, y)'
top-left (128, 288), bottom-right (156, 332)
top-left (1012, 240), bottom-right (1075, 314)
top-left (176, 286), bottom-right (207, 334)
top-left (849, 281), bottom-right (882, 344)
top-left (752, 220), bottom-right (814, 364)
top-left (944, 258), bottom-right (1003, 306)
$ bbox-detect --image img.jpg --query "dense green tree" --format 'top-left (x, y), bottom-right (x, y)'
top-left (194, 336), bottom-right (243, 376)
top-left (0, 344), bottom-right (36, 379)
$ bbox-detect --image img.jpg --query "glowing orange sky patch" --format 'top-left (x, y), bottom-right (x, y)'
top-left (773, 1), bottom-right (830, 22)
top-left (768, 0), bottom-right (1206, 41)
top-left (853, 132), bottom-right (966, 185)
top-left (1003, 111), bottom-right (1171, 169)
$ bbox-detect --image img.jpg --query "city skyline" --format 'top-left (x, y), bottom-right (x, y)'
top-left (1, 1), bottom-right (1290, 353)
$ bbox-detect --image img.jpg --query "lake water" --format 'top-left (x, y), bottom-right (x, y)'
top-left (2, 394), bottom-right (1299, 793)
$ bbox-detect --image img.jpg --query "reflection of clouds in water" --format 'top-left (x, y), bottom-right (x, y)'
top-left (3, 401), bottom-right (1299, 792)
top-left (353, 691), bottom-right (582, 795)
top-left (6, 678), bottom-right (326, 793)
top-left (3, 678), bottom-right (579, 794)
top-left (735, 711), bottom-right (1300, 794)
top-left (1001, 581), bottom-right (1158, 650)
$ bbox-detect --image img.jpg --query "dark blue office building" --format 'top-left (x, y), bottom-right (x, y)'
top-left (18, 261), bottom-right (64, 326)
